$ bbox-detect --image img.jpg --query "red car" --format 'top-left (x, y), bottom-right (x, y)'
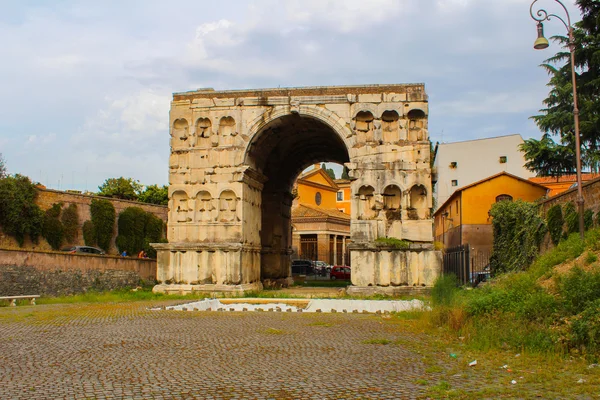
top-left (330, 266), bottom-right (351, 280)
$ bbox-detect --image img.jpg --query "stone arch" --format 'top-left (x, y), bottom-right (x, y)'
top-left (196, 190), bottom-right (215, 222)
top-left (409, 184), bottom-right (428, 220)
top-left (354, 111), bottom-right (375, 143)
top-left (218, 116), bottom-right (236, 136)
top-left (171, 190), bottom-right (192, 223)
top-left (195, 117), bottom-right (213, 148)
top-left (381, 110), bottom-right (400, 143)
top-left (172, 118), bottom-right (190, 148)
top-left (218, 189), bottom-right (239, 222)
top-left (383, 184), bottom-right (402, 210)
top-left (243, 105), bottom-right (354, 169)
top-left (407, 109), bottom-right (426, 141)
top-left (358, 185), bottom-right (377, 220)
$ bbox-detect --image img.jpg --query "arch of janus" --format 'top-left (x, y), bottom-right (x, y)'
top-left (153, 84), bottom-right (441, 295)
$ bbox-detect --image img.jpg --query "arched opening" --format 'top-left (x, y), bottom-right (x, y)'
top-left (407, 109), bottom-right (426, 141)
top-left (172, 118), bottom-right (190, 148)
top-left (244, 114), bottom-right (350, 280)
top-left (409, 184), bottom-right (428, 220)
top-left (381, 110), bottom-right (400, 142)
top-left (354, 111), bottom-right (375, 143)
top-left (357, 185), bottom-right (377, 220)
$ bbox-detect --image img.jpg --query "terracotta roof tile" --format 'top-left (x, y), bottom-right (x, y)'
top-left (292, 204), bottom-right (350, 220)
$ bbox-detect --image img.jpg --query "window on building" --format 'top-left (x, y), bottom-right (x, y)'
top-left (496, 194), bottom-right (513, 202)
top-left (449, 161), bottom-right (457, 169)
top-left (451, 180), bottom-right (458, 187)
top-left (499, 156), bottom-right (507, 163)
top-left (315, 192), bottom-right (322, 206)
top-left (336, 191), bottom-right (343, 201)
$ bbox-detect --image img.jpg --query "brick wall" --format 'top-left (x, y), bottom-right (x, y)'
top-left (0, 188), bottom-right (167, 254)
top-left (0, 249), bottom-right (156, 296)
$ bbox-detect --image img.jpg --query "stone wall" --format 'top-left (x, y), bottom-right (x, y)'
top-left (0, 249), bottom-right (156, 296)
top-left (0, 188), bottom-right (167, 254)
top-left (539, 176), bottom-right (600, 217)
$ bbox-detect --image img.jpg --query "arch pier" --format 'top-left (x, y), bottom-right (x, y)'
top-left (153, 84), bottom-right (441, 295)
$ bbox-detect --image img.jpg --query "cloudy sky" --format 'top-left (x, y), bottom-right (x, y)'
top-left (0, 0), bottom-right (580, 191)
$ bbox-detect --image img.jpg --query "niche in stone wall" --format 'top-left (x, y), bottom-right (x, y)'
top-left (172, 190), bottom-right (192, 223)
top-left (195, 118), bottom-right (213, 147)
top-left (407, 109), bottom-right (426, 141)
top-left (218, 117), bottom-right (237, 146)
top-left (218, 190), bottom-right (239, 222)
top-left (381, 110), bottom-right (400, 143)
top-left (383, 185), bottom-right (402, 220)
top-left (172, 119), bottom-right (190, 148)
top-left (358, 185), bottom-right (377, 220)
top-left (196, 191), bottom-right (215, 222)
top-left (409, 184), bottom-right (428, 220)
top-left (354, 111), bottom-right (375, 143)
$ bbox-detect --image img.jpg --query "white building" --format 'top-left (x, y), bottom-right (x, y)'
top-left (433, 134), bottom-right (534, 208)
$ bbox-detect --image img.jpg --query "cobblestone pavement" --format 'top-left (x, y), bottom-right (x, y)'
top-left (1, 301), bottom-right (597, 399)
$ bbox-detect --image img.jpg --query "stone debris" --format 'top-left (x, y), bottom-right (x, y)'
top-left (164, 298), bottom-right (428, 313)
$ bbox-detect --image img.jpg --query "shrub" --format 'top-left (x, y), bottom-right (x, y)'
top-left (375, 237), bottom-right (409, 249)
top-left (61, 204), bottom-right (78, 243)
top-left (529, 233), bottom-right (585, 278)
top-left (90, 199), bottom-right (115, 252)
top-left (557, 266), bottom-right (600, 315)
top-left (42, 203), bottom-right (64, 250)
top-left (0, 174), bottom-right (44, 246)
top-left (489, 200), bottom-right (546, 274)
top-left (584, 209), bottom-right (594, 231)
top-left (570, 299), bottom-right (600, 353)
top-left (82, 220), bottom-right (95, 246)
top-left (564, 202), bottom-right (579, 235)
top-left (546, 204), bottom-right (563, 246)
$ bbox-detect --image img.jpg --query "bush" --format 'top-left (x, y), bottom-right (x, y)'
top-left (529, 233), bottom-right (586, 278)
top-left (557, 266), bottom-right (600, 315)
top-left (547, 204), bottom-right (563, 246)
top-left (42, 203), bottom-right (64, 250)
top-left (375, 237), bottom-right (409, 249)
top-left (570, 299), bottom-right (600, 353)
top-left (0, 174), bottom-right (44, 246)
top-left (90, 199), bottom-right (115, 252)
top-left (61, 204), bottom-right (78, 243)
top-left (82, 220), bottom-right (95, 246)
top-left (489, 200), bottom-right (546, 274)
top-left (564, 202), bottom-right (579, 235)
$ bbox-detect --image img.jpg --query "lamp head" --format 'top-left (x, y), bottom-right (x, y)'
top-left (534, 22), bottom-right (550, 50)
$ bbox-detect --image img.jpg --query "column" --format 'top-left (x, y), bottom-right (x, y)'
top-left (333, 235), bottom-right (338, 265)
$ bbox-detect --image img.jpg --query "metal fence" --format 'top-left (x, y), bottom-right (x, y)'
top-left (443, 244), bottom-right (471, 285)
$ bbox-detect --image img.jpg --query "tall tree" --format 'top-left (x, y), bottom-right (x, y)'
top-left (321, 163), bottom-right (336, 180)
top-left (341, 166), bottom-right (350, 180)
top-left (97, 177), bottom-right (142, 200)
top-left (138, 184), bottom-right (168, 205)
top-left (0, 153), bottom-right (6, 179)
top-left (526, 1), bottom-right (600, 175)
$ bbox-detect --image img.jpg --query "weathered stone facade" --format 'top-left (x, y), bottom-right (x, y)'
top-left (153, 84), bottom-right (441, 294)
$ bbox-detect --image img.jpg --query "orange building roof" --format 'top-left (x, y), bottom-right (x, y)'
top-left (292, 204), bottom-right (351, 220)
top-left (528, 173), bottom-right (600, 197)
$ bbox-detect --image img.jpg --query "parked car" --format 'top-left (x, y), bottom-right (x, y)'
top-left (312, 261), bottom-right (331, 276)
top-left (61, 246), bottom-right (105, 255)
top-left (330, 266), bottom-right (351, 280)
top-left (470, 265), bottom-right (491, 286)
top-left (291, 259), bottom-right (314, 275)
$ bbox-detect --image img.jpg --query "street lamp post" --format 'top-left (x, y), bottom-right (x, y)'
top-left (530, 0), bottom-right (585, 240)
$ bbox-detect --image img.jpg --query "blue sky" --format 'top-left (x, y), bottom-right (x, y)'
top-left (0, 0), bottom-right (580, 191)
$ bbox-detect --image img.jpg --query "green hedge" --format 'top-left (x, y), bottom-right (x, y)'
top-left (89, 199), bottom-right (115, 251)
top-left (546, 204), bottom-right (563, 246)
top-left (42, 203), bottom-right (64, 250)
top-left (0, 174), bottom-right (44, 246)
top-left (116, 207), bottom-right (165, 257)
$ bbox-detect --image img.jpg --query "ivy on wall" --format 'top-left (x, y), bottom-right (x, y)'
top-left (564, 202), bottom-right (579, 236)
top-left (547, 204), bottom-right (564, 246)
top-left (61, 203), bottom-right (79, 243)
top-left (42, 203), bottom-right (65, 250)
top-left (89, 199), bottom-right (116, 252)
top-left (82, 220), bottom-right (95, 246)
top-left (115, 207), bottom-right (165, 258)
top-left (489, 200), bottom-right (547, 274)
top-left (0, 174), bottom-right (44, 246)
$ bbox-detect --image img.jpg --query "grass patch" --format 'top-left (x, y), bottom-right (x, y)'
top-left (362, 338), bottom-right (392, 345)
top-left (262, 327), bottom-right (286, 335)
top-left (308, 321), bottom-right (334, 327)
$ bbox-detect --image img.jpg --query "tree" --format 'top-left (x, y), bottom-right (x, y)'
top-left (0, 153), bottom-right (6, 179)
top-left (138, 184), bottom-right (168, 205)
top-left (519, 134), bottom-right (575, 178)
top-left (321, 163), bottom-right (336, 180)
top-left (0, 174), bottom-right (44, 246)
top-left (89, 199), bottom-right (115, 251)
top-left (341, 166), bottom-right (350, 180)
top-left (97, 177), bottom-right (142, 200)
top-left (526, 1), bottom-right (600, 175)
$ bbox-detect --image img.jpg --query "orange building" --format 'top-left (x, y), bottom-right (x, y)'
top-left (334, 178), bottom-right (351, 214)
top-left (529, 173), bottom-right (600, 197)
top-left (433, 172), bottom-right (548, 269)
top-left (291, 165), bottom-right (350, 266)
